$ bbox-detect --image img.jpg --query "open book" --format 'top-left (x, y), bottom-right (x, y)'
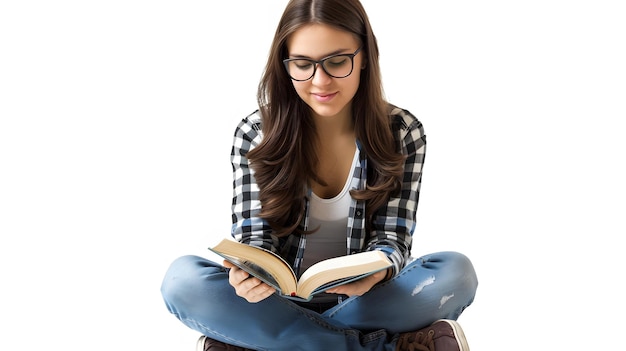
top-left (208, 238), bottom-right (392, 301)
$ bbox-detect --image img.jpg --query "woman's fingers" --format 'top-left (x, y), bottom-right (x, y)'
top-left (224, 260), bottom-right (276, 302)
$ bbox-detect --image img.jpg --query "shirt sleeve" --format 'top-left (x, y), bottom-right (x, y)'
top-left (368, 107), bottom-right (426, 275)
top-left (230, 111), bottom-right (279, 252)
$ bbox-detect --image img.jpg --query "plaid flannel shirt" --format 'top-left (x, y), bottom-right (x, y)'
top-left (230, 105), bottom-right (426, 278)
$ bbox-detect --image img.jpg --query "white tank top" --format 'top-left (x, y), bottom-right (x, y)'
top-left (300, 147), bottom-right (359, 275)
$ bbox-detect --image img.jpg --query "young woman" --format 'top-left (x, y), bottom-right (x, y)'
top-left (161, 1), bottom-right (478, 350)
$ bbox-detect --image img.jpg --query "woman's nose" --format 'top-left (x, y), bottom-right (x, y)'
top-left (311, 64), bottom-right (332, 85)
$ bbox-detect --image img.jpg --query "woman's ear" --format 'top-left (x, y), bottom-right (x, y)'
top-left (361, 57), bottom-right (367, 69)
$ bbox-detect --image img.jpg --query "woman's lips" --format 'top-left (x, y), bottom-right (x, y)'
top-left (312, 92), bottom-right (337, 102)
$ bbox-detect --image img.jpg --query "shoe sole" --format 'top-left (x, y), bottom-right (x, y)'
top-left (196, 335), bottom-right (206, 351)
top-left (435, 319), bottom-right (470, 351)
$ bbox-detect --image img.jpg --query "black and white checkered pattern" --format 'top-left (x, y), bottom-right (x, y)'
top-left (229, 105), bottom-right (426, 277)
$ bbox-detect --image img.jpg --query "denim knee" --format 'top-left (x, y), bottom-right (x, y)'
top-left (160, 255), bottom-right (224, 314)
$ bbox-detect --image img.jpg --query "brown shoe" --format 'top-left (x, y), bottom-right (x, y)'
top-left (395, 319), bottom-right (470, 351)
top-left (196, 335), bottom-right (251, 351)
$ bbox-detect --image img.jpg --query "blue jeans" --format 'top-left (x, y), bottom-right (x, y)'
top-left (161, 251), bottom-right (477, 351)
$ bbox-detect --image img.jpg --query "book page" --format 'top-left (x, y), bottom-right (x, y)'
top-left (296, 250), bottom-right (392, 299)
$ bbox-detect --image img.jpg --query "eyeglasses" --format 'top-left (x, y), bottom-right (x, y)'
top-left (283, 47), bottom-right (362, 82)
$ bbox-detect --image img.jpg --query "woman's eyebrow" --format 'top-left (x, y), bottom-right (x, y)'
top-left (287, 48), bottom-right (352, 59)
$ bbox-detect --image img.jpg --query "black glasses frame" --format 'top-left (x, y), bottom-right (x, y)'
top-left (283, 47), bottom-right (363, 82)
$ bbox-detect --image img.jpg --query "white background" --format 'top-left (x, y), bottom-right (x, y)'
top-left (1, 1), bottom-right (624, 350)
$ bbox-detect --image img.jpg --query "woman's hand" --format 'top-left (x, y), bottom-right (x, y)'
top-left (224, 260), bottom-right (276, 303)
top-left (325, 268), bottom-right (390, 297)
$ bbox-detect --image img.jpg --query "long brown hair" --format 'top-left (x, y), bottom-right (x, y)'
top-left (248, 0), bottom-right (405, 236)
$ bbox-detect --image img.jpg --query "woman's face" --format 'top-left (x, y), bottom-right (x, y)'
top-left (285, 24), bottom-right (363, 120)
